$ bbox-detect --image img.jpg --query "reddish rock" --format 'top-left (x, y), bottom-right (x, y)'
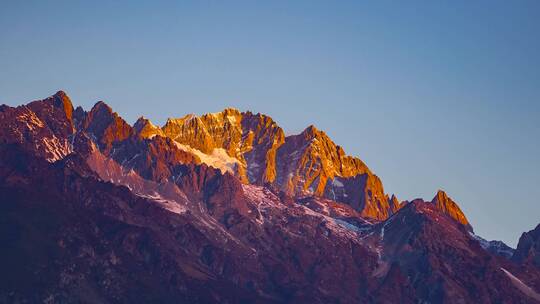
top-left (133, 116), bottom-right (165, 139)
top-left (82, 101), bottom-right (133, 153)
top-left (431, 190), bottom-right (472, 230)
top-left (513, 224), bottom-right (540, 268)
top-left (2, 91), bottom-right (540, 303)
top-left (141, 110), bottom-right (394, 220)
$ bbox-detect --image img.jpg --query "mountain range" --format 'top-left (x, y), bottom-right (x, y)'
top-left (1, 91), bottom-right (539, 303)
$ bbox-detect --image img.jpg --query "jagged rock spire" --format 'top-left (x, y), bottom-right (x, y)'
top-left (431, 190), bottom-right (472, 230)
top-left (133, 116), bottom-right (164, 139)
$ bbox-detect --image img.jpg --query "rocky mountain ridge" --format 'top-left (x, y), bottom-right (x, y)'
top-left (1, 90), bottom-right (539, 303)
top-left (121, 104), bottom-right (397, 220)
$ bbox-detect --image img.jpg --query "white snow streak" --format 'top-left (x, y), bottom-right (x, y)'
top-left (173, 142), bottom-right (241, 174)
top-left (42, 136), bottom-right (72, 162)
top-left (137, 192), bottom-right (187, 215)
top-left (500, 268), bottom-right (540, 301)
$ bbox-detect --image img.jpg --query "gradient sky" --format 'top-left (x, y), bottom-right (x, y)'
top-left (1, 0), bottom-right (539, 246)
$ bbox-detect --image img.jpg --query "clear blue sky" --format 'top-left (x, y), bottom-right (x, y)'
top-left (1, 0), bottom-right (539, 246)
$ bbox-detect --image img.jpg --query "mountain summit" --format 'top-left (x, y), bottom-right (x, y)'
top-left (1, 91), bottom-right (539, 303)
top-left (134, 108), bottom-right (397, 220)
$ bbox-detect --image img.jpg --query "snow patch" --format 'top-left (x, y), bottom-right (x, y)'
top-left (332, 178), bottom-right (344, 187)
top-left (138, 193), bottom-right (187, 215)
top-left (17, 112), bottom-right (44, 131)
top-left (42, 136), bottom-right (72, 162)
top-left (242, 184), bottom-right (285, 225)
top-left (469, 232), bottom-right (515, 258)
top-left (333, 219), bottom-right (364, 233)
top-left (300, 205), bottom-right (363, 239)
top-left (248, 162), bottom-right (260, 169)
top-left (173, 142), bottom-right (241, 174)
top-left (469, 232), bottom-right (490, 248)
top-left (500, 268), bottom-right (540, 301)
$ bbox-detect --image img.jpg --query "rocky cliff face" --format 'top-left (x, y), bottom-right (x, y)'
top-left (133, 116), bottom-right (165, 139)
top-left (1, 91), bottom-right (538, 303)
top-left (431, 190), bottom-right (472, 230)
top-left (513, 224), bottom-right (540, 268)
top-left (161, 108), bottom-right (285, 184)
top-left (274, 125), bottom-right (395, 219)
top-left (82, 101), bottom-right (133, 153)
top-left (372, 200), bottom-right (540, 303)
top-left (0, 91), bottom-right (74, 162)
top-left (143, 108), bottom-right (396, 220)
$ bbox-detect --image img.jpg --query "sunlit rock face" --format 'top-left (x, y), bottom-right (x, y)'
top-left (143, 109), bottom-right (396, 220)
top-left (430, 190), bottom-right (472, 230)
top-left (133, 116), bottom-right (165, 139)
top-left (275, 125), bottom-right (395, 220)
top-left (2, 91), bottom-right (540, 303)
top-left (0, 91), bottom-right (396, 222)
top-left (0, 91), bottom-right (74, 162)
top-left (161, 108), bottom-right (285, 184)
top-left (82, 101), bottom-right (133, 154)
